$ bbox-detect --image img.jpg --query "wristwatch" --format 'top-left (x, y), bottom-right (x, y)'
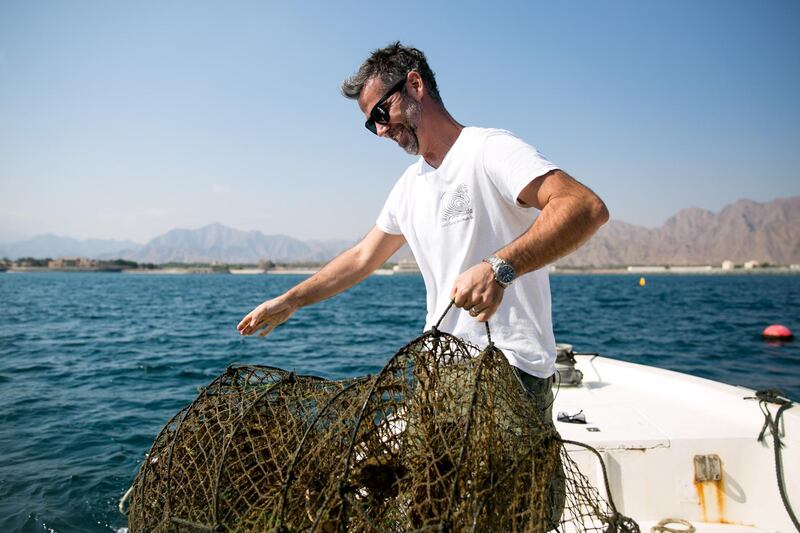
top-left (482, 255), bottom-right (516, 288)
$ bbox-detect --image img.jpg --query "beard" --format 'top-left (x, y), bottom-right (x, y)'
top-left (389, 98), bottom-right (421, 155)
top-left (390, 125), bottom-right (419, 155)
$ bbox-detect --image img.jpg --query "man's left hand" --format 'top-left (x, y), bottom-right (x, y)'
top-left (450, 262), bottom-right (504, 322)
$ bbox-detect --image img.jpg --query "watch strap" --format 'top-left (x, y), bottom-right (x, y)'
top-left (482, 255), bottom-right (515, 288)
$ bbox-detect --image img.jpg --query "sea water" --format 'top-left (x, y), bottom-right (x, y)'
top-left (0, 272), bottom-right (797, 532)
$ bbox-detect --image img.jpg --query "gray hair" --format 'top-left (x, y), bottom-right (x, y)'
top-left (341, 41), bottom-right (443, 105)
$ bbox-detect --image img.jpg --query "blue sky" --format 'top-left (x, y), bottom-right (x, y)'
top-left (1, 0), bottom-right (798, 243)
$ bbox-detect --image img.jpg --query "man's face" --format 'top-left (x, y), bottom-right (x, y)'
top-left (358, 76), bottom-right (421, 155)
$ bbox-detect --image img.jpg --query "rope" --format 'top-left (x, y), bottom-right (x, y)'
top-left (746, 389), bottom-right (799, 532)
top-left (560, 439), bottom-right (639, 533)
top-left (118, 485), bottom-right (133, 515)
top-left (650, 518), bottom-right (695, 533)
top-left (433, 300), bottom-right (456, 331)
top-left (561, 439), bottom-right (620, 515)
top-left (433, 299), bottom-right (493, 345)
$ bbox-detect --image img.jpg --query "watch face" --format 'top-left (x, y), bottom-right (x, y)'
top-left (497, 264), bottom-right (516, 284)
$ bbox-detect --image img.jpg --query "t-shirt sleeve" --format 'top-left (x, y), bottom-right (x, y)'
top-left (483, 130), bottom-right (560, 207)
top-left (375, 177), bottom-right (405, 236)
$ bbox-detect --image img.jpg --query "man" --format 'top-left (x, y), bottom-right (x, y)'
top-left (237, 42), bottom-right (607, 424)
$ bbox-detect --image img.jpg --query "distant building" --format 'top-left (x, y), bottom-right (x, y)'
top-left (790, 264), bottom-right (799, 271)
top-left (626, 266), bottom-right (667, 273)
top-left (743, 260), bottom-right (760, 270)
top-left (48, 257), bottom-right (95, 269)
top-left (393, 259), bottom-right (420, 273)
top-left (669, 265), bottom-right (713, 273)
top-left (721, 260), bottom-right (734, 270)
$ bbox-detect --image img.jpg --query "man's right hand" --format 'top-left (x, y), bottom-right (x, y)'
top-left (237, 297), bottom-right (297, 337)
top-left (235, 227), bottom-right (405, 338)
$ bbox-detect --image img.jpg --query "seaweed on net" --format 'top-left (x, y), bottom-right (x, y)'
top-left (126, 308), bottom-right (639, 533)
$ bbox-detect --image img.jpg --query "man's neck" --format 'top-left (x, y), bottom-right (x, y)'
top-left (420, 108), bottom-right (463, 169)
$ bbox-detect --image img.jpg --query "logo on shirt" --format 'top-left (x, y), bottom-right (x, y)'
top-left (440, 183), bottom-right (474, 227)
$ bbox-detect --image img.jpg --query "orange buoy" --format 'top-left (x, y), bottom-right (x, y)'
top-left (762, 324), bottom-right (794, 340)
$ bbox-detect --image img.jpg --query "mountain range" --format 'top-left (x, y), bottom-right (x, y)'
top-left (0, 223), bottom-right (356, 264)
top-left (105, 223), bottom-right (355, 264)
top-left (1, 197), bottom-right (798, 266)
top-left (559, 196), bottom-right (799, 266)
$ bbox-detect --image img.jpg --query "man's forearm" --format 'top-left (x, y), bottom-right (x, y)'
top-left (499, 191), bottom-right (608, 276)
top-left (282, 247), bottom-right (378, 309)
top-left (279, 227), bottom-right (405, 310)
top-left (237, 227), bottom-right (404, 337)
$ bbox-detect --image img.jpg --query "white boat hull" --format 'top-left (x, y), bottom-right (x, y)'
top-left (554, 355), bottom-right (799, 532)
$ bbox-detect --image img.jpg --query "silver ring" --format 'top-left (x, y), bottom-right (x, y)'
top-left (469, 307), bottom-right (479, 317)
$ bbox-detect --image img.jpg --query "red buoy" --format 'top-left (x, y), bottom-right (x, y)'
top-left (762, 324), bottom-right (794, 340)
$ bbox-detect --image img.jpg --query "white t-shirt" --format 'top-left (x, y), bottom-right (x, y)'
top-left (376, 126), bottom-right (559, 378)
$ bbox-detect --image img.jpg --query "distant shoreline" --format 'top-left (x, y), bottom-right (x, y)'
top-left (3, 266), bottom-right (799, 276)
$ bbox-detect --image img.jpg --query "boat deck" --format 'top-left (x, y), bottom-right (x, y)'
top-left (636, 521), bottom-right (770, 533)
top-left (552, 355), bottom-right (799, 532)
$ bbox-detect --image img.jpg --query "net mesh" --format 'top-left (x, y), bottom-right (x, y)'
top-left (126, 328), bottom-right (639, 533)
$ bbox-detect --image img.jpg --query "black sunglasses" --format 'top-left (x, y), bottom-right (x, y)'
top-left (365, 77), bottom-right (407, 134)
top-left (557, 410), bottom-right (587, 424)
